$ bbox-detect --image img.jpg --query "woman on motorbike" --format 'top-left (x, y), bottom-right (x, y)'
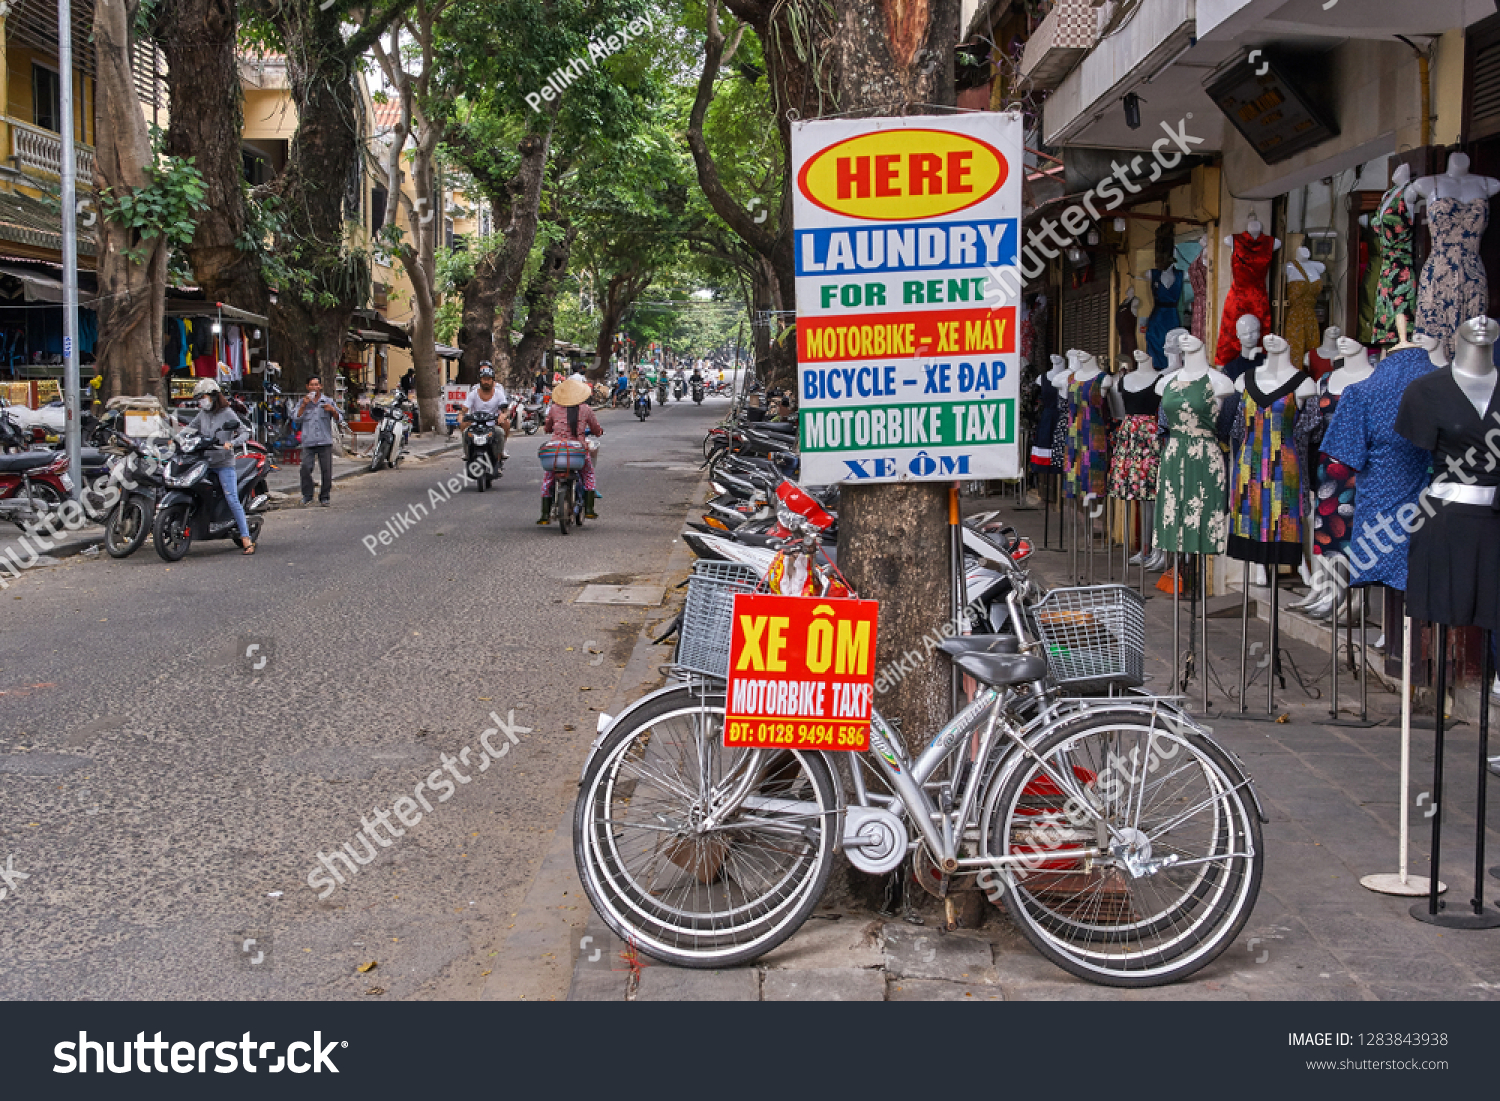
top-left (189, 379), bottom-right (255, 554)
top-left (538, 377), bottom-right (603, 524)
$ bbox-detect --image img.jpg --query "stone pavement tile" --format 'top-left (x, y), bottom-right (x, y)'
top-left (883, 924), bottom-right (995, 984)
top-left (1338, 953), bottom-right (1478, 988)
top-left (1365, 982), bottom-right (1500, 1001)
top-left (633, 967), bottom-right (760, 1001)
top-left (888, 978), bottom-right (1004, 1001)
top-left (759, 914), bottom-right (885, 970)
top-left (762, 968), bottom-right (886, 1002)
top-left (568, 969), bottom-right (630, 1001)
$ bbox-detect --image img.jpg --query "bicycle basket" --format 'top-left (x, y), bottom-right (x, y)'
top-left (1029, 584), bottom-right (1145, 690)
top-left (676, 560), bottom-right (764, 680)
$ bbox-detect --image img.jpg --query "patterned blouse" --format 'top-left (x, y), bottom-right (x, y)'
top-left (545, 403), bottom-right (602, 443)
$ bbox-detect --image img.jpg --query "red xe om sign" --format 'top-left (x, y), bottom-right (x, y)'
top-left (723, 593), bottom-right (880, 752)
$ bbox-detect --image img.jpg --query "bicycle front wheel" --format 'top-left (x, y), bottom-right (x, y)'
top-left (574, 687), bottom-right (837, 968)
top-left (988, 712), bottom-right (1262, 987)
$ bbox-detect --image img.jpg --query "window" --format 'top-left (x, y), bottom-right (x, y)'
top-left (370, 187), bottom-right (388, 233)
top-left (32, 64), bottom-right (61, 133)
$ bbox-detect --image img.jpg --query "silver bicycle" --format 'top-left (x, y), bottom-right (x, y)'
top-left (574, 538), bottom-right (1265, 987)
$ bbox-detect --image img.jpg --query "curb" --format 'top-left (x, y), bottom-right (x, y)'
top-left (477, 476), bottom-right (709, 1001)
top-left (265, 436), bottom-right (462, 497)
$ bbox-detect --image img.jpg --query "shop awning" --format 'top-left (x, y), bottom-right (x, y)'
top-left (164, 300), bottom-right (269, 327)
top-left (0, 264), bottom-right (98, 305)
top-left (350, 309), bottom-right (411, 348)
top-left (434, 343), bottom-right (461, 359)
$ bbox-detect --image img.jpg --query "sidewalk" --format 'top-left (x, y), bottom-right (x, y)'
top-left (565, 491), bottom-right (1500, 1001)
top-left (0, 431), bottom-right (461, 567)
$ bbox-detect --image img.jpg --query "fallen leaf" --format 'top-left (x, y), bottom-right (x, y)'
top-left (365, 986), bottom-right (385, 995)
top-left (480, 970), bottom-right (491, 977)
top-left (357, 961), bottom-right (378, 973)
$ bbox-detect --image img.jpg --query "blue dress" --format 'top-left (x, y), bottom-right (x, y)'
top-left (1144, 269), bottom-right (1184, 369)
top-left (1319, 347), bottom-right (1440, 590)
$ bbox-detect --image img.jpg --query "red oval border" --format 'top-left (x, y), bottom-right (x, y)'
top-left (796, 128), bottom-right (1009, 222)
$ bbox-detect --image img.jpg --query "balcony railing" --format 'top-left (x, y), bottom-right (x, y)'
top-left (1019, 0), bottom-right (1100, 90)
top-left (9, 119), bottom-right (96, 180)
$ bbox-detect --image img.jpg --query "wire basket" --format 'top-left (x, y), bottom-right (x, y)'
top-left (1029, 584), bottom-right (1146, 690)
top-left (676, 560), bottom-right (764, 680)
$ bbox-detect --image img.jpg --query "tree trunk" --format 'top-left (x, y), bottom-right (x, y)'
top-left (452, 122), bottom-right (554, 387)
top-left (157, 0), bottom-right (263, 311)
top-left (796, 0), bottom-right (961, 757)
top-left (94, 0), bottom-right (165, 399)
top-left (513, 220), bottom-right (577, 389)
top-left (591, 266), bottom-right (650, 382)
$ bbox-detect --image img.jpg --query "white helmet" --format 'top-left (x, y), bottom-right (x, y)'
top-left (192, 379), bottom-right (222, 397)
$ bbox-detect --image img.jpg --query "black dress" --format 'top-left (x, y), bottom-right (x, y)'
top-left (1394, 368), bottom-right (1500, 629)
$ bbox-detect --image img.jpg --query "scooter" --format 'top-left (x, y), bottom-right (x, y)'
top-left (370, 393), bottom-right (413, 471)
top-left (656, 377), bottom-right (669, 407)
top-left (634, 389), bottom-right (652, 421)
top-left (464, 410), bottom-right (502, 491)
top-left (515, 398), bottom-right (545, 436)
top-left (152, 430), bottom-right (271, 561)
top-left (673, 376), bottom-right (686, 402)
top-left (102, 430), bottom-right (170, 558)
top-left (0, 449), bottom-right (74, 530)
top-left (691, 378), bottom-right (705, 404)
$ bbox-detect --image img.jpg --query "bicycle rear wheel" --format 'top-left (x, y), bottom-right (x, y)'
top-left (988, 712), bottom-right (1262, 987)
top-left (574, 687), bottom-right (837, 968)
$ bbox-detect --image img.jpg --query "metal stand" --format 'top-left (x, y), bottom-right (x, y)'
top-left (1238, 560), bottom-right (1250, 715)
top-left (1410, 625), bottom-right (1500, 928)
top-left (1362, 616), bottom-right (1444, 897)
top-left (1197, 552), bottom-right (1216, 715)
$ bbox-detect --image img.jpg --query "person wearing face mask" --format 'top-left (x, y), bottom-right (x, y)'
top-left (296, 375), bottom-right (344, 507)
top-left (188, 379), bottom-right (255, 553)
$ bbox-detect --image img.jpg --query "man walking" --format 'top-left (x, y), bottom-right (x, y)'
top-left (297, 375), bottom-right (343, 507)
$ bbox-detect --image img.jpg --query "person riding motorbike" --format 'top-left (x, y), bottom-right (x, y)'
top-left (187, 379), bottom-right (255, 554)
top-left (614, 370), bottom-right (630, 408)
top-left (538, 376), bottom-right (603, 524)
top-left (460, 364), bottom-right (510, 460)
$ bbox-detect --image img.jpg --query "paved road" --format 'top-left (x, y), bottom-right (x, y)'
top-left (0, 396), bottom-right (721, 999)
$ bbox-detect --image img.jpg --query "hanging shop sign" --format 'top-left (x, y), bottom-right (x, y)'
top-left (792, 113), bottom-right (1023, 484)
top-left (723, 593), bottom-right (879, 752)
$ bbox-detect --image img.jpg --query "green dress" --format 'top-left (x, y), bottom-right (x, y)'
top-left (1154, 375), bottom-right (1228, 554)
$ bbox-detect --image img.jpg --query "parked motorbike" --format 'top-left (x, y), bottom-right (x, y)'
top-left (515, 398), bottom-right (545, 436)
top-left (0, 449), bottom-right (74, 530)
top-left (102, 431), bottom-right (170, 558)
top-left (634, 389), bottom-right (651, 421)
top-left (464, 410), bottom-right (502, 492)
top-left (370, 394), bottom-right (413, 471)
top-left (151, 431), bottom-right (271, 561)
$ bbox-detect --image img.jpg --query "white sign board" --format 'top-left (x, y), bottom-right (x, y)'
top-left (792, 113), bottom-right (1023, 484)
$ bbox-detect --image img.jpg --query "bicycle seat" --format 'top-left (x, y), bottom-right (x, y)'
top-left (937, 635), bottom-right (1020, 657)
top-left (952, 650), bottom-right (1047, 687)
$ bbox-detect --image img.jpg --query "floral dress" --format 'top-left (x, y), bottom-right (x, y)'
top-left (1065, 373), bottom-right (1110, 499)
top-left (1214, 232), bottom-right (1274, 366)
top-left (1284, 259), bottom-right (1322, 371)
top-left (1293, 377), bottom-right (1356, 557)
top-left (1414, 197), bottom-right (1490, 347)
top-left (1188, 251), bottom-right (1208, 341)
top-left (1109, 383), bottom-right (1161, 501)
top-left (1370, 186), bottom-right (1415, 346)
top-left (1228, 371), bottom-right (1309, 566)
top-left (1154, 376), bottom-right (1228, 554)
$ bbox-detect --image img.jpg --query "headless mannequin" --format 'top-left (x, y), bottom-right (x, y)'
top-left (1379, 163), bottom-right (1412, 218)
top-left (1327, 336), bottom-right (1374, 395)
top-left (1286, 245), bottom-right (1326, 283)
top-left (1122, 287), bottom-right (1139, 316)
top-left (1124, 349), bottom-right (1162, 391)
top-left (1158, 335), bottom-right (1234, 398)
top-left (1071, 351), bottom-right (1102, 384)
top-left (1414, 330), bottom-right (1449, 369)
top-left (1223, 215), bottom-right (1281, 254)
top-left (1405, 152), bottom-right (1500, 205)
top-left (1048, 352), bottom-right (1071, 388)
top-left (1237, 334), bottom-right (1317, 403)
top-left (1161, 328), bottom-right (1189, 374)
top-left (1310, 324), bottom-right (1341, 371)
top-left (1449, 317), bottom-right (1499, 417)
top-left (1157, 267), bottom-right (1176, 290)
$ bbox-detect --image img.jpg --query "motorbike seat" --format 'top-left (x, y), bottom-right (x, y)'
top-left (937, 635), bottom-right (1020, 657)
top-left (952, 649), bottom-right (1048, 687)
top-left (0, 450), bottom-right (57, 473)
top-left (234, 455), bottom-right (260, 480)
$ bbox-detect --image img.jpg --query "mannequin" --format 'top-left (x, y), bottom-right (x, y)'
top-left (1032, 355), bottom-right (1062, 470)
top-left (1285, 246), bottom-right (1325, 371)
top-left (1188, 235), bottom-right (1210, 341)
top-left (1407, 154), bottom-right (1500, 345)
top-left (1064, 350), bottom-right (1109, 502)
top-left (1295, 336), bottom-right (1373, 618)
top-left (1145, 266), bottom-right (1185, 368)
top-left (1222, 315), bottom-right (1265, 382)
top-left (1101, 354), bottom-right (1130, 420)
top-left (1307, 325), bottom-right (1341, 379)
top-left (1113, 350), bottom-right (1165, 564)
top-left (1380, 163), bottom-right (1412, 217)
top-left (1397, 315), bottom-right (1500, 632)
top-left (1229, 334), bottom-right (1314, 566)
top-left (1215, 214), bottom-right (1279, 365)
top-left (1413, 330), bottom-right (1449, 369)
top-left (1161, 327), bottom-right (1189, 374)
top-left (1363, 163), bottom-right (1417, 348)
top-left (1048, 353), bottom-right (1071, 474)
top-left (1154, 334), bottom-right (1233, 561)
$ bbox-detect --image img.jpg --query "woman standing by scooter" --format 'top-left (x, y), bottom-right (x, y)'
top-left (188, 379), bottom-right (256, 554)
